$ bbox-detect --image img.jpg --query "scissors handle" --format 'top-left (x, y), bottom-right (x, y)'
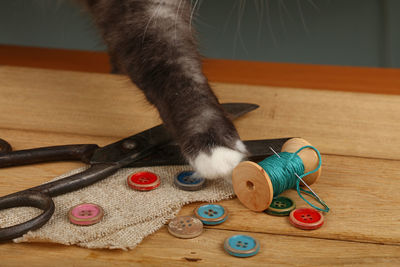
top-left (0, 163), bottom-right (121, 241)
top-left (0, 138), bottom-right (99, 168)
top-left (0, 190), bottom-right (54, 241)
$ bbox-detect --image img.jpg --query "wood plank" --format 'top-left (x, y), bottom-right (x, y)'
top-left (2, 45), bottom-right (400, 95)
top-left (1, 66), bottom-right (400, 266)
top-left (0, 66), bottom-right (399, 160)
top-left (0, 129), bottom-right (399, 246)
top-left (203, 59), bottom-right (400, 95)
top-left (218, 83), bottom-right (400, 161)
top-left (0, 66), bottom-right (161, 137)
top-left (2, 228), bottom-right (400, 267)
top-left (0, 45), bottom-right (111, 73)
top-left (180, 155), bottom-right (400, 246)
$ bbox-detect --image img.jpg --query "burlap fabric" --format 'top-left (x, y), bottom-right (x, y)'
top-left (0, 165), bottom-right (234, 250)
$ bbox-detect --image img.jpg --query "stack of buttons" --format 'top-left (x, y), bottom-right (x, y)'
top-left (168, 203), bottom-right (229, 239)
top-left (265, 196), bottom-right (324, 230)
top-left (265, 196), bottom-right (296, 216)
top-left (194, 204), bottom-right (228, 225)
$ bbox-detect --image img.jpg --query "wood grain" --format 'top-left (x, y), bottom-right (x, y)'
top-left (181, 154), bottom-right (400, 246)
top-left (2, 130), bottom-right (398, 246)
top-left (1, 66), bottom-right (399, 161)
top-left (0, 66), bottom-right (399, 266)
top-left (2, 228), bottom-right (400, 267)
top-left (2, 45), bottom-right (400, 95)
top-left (0, 45), bottom-right (111, 73)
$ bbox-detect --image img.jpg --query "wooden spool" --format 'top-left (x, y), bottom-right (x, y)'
top-left (232, 138), bottom-right (322, 212)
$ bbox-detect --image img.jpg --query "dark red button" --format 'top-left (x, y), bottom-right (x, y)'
top-left (127, 171), bottom-right (160, 191)
top-left (289, 208), bottom-right (324, 230)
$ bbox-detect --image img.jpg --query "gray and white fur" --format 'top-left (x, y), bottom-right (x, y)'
top-left (82, 0), bottom-right (247, 180)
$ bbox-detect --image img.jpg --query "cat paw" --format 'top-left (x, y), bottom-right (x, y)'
top-left (189, 140), bottom-right (247, 181)
top-left (163, 100), bottom-right (247, 182)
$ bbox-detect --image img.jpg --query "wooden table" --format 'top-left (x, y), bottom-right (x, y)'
top-left (0, 65), bottom-right (399, 266)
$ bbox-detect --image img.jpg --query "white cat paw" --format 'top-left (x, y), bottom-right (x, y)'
top-left (189, 140), bottom-right (247, 181)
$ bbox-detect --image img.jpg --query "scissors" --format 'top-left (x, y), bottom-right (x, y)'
top-left (0, 102), bottom-right (290, 241)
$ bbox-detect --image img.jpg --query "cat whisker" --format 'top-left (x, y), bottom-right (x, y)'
top-left (297, 0), bottom-right (310, 34)
top-left (223, 0), bottom-right (239, 35)
top-left (277, 0), bottom-right (288, 34)
top-left (278, 0), bottom-right (292, 21)
top-left (142, 1), bottom-right (163, 45)
top-left (265, 0), bottom-right (278, 46)
top-left (189, 0), bottom-right (200, 31)
top-left (233, 0), bottom-right (249, 56)
top-left (175, 0), bottom-right (184, 46)
top-left (307, 0), bottom-right (321, 12)
top-left (254, 0), bottom-right (265, 44)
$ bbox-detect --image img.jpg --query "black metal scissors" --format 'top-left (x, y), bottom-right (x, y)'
top-left (0, 102), bottom-right (290, 241)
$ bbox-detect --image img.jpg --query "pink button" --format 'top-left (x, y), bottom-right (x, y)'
top-left (68, 203), bottom-right (104, 226)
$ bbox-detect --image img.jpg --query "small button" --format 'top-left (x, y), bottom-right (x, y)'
top-left (127, 171), bottom-right (160, 191)
top-left (174, 171), bottom-right (205, 191)
top-left (194, 203), bottom-right (228, 225)
top-left (265, 196), bottom-right (296, 216)
top-left (224, 235), bottom-right (260, 258)
top-left (289, 208), bottom-right (324, 230)
top-left (168, 216), bottom-right (203, 239)
top-left (68, 203), bottom-right (104, 226)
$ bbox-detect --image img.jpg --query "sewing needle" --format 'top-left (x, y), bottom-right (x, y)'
top-left (268, 146), bottom-right (324, 203)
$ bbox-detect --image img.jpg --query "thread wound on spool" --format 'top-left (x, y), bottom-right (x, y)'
top-left (258, 152), bottom-right (305, 197)
top-left (232, 140), bottom-right (329, 213)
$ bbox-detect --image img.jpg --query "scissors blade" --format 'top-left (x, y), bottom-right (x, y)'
top-left (90, 103), bottom-right (259, 165)
top-left (223, 103), bottom-right (259, 120)
top-left (126, 138), bottom-right (293, 167)
top-left (243, 138), bottom-right (293, 162)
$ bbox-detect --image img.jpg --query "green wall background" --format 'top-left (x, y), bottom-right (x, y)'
top-left (1, 0), bottom-right (399, 68)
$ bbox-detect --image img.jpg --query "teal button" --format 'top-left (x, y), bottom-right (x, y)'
top-left (194, 204), bottom-right (228, 225)
top-left (224, 235), bottom-right (260, 257)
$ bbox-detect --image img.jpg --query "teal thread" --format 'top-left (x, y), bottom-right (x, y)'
top-left (257, 145), bottom-right (329, 212)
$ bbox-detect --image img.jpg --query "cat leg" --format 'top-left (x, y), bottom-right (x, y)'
top-left (85, 0), bottom-right (247, 180)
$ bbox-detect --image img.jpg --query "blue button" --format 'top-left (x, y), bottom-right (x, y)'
top-left (194, 204), bottom-right (228, 225)
top-left (174, 171), bottom-right (205, 191)
top-left (224, 235), bottom-right (260, 257)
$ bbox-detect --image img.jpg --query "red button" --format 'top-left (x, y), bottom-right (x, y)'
top-left (127, 171), bottom-right (160, 191)
top-left (289, 208), bottom-right (324, 230)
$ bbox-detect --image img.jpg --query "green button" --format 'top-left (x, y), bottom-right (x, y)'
top-left (265, 196), bottom-right (296, 216)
